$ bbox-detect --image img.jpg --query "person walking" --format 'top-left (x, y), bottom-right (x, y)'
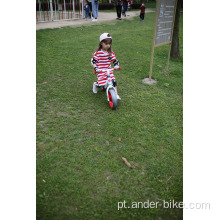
top-left (122, 0), bottom-right (128, 17)
top-left (92, 0), bottom-right (99, 21)
top-left (140, 2), bottom-right (145, 21)
top-left (115, 0), bottom-right (123, 20)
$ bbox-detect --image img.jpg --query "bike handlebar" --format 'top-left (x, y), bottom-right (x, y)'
top-left (94, 67), bottom-right (121, 74)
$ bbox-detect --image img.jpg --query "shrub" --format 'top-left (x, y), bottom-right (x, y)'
top-left (130, 3), bottom-right (142, 9)
top-left (99, 3), bottom-right (115, 10)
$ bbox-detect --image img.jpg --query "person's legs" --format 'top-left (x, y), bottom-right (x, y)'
top-left (117, 6), bottom-right (119, 18)
top-left (93, 0), bottom-right (99, 19)
top-left (140, 13), bottom-right (144, 20)
top-left (92, 0), bottom-right (98, 19)
top-left (116, 5), bottom-right (122, 19)
top-left (86, 11), bottom-right (89, 19)
top-left (96, 1), bottom-right (99, 18)
top-left (123, 4), bottom-right (128, 16)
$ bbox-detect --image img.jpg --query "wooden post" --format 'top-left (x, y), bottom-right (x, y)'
top-left (149, 45), bottom-right (155, 81)
top-left (166, 0), bottom-right (178, 72)
top-left (166, 44), bottom-right (172, 72)
top-left (149, 0), bottom-right (159, 80)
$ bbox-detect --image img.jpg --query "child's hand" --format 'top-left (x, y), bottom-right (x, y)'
top-left (94, 67), bottom-right (101, 73)
top-left (114, 65), bottom-right (120, 70)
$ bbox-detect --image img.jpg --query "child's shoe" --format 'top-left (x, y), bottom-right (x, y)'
top-left (93, 82), bottom-right (98, 93)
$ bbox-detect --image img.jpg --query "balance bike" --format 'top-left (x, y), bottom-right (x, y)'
top-left (94, 67), bottom-right (121, 110)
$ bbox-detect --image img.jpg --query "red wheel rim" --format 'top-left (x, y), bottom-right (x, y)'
top-left (108, 91), bottom-right (113, 108)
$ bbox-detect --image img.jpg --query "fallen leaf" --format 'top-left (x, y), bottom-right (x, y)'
top-left (42, 179), bottom-right (46, 183)
top-left (122, 157), bottom-right (131, 168)
top-left (167, 176), bottom-right (172, 181)
top-left (42, 82), bottom-right (47, 84)
top-left (134, 163), bottom-right (138, 167)
top-left (118, 138), bottom-right (121, 142)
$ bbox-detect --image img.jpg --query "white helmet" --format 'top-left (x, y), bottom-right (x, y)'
top-left (100, 33), bottom-right (112, 42)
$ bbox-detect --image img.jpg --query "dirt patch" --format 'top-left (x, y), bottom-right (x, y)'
top-left (142, 78), bottom-right (158, 85)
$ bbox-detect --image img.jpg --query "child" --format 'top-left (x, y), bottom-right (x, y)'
top-left (140, 2), bottom-right (145, 21)
top-left (91, 33), bottom-right (121, 100)
top-left (84, 1), bottom-right (90, 20)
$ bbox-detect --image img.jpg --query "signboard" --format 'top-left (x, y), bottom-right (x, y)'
top-left (155, 0), bottom-right (176, 46)
top-left (148, 0), bottom-right (177, 80)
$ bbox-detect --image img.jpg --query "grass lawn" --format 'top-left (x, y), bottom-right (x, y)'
top-left (36, 12), bottom-right (183, 219)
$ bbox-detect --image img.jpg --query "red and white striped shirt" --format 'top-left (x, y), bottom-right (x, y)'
top-left (93, 49), bottom-right (117, 70)
top-left (93, 49), bottom-right (117, 86)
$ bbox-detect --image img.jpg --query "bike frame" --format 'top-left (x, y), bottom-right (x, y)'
top-left (94, 67), bottom-right (121, 102)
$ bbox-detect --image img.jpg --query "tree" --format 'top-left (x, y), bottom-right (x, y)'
top-left (170, 0), bottom-right (182, 59)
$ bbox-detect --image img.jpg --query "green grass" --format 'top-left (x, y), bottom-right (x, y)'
top-left (144, 1), bottom-right (156, 8)
top-left (36, 12), bottom-right (183, 219)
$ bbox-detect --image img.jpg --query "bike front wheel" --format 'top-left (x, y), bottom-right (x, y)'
top-left (108, 89), bottom-right (117, 110)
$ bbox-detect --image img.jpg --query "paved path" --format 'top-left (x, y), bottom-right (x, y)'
top-left (36, 9), bottom-right (155, 30)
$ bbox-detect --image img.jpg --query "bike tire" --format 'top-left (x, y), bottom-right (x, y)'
top-left (108, 89), bottom-right (117, 110)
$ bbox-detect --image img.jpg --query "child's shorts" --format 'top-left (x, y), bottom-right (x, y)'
top-left (97, 70), bottom-right (116, 86)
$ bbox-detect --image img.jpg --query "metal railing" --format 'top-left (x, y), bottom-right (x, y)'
top-left (36, 0), bottom-right (84, 22)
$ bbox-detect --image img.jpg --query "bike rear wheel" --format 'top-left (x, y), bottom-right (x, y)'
top-left (108, 89), bottom-right (117, 110)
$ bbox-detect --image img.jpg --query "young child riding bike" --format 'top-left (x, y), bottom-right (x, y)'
top-left (91, 33), bottom-right (121, 100)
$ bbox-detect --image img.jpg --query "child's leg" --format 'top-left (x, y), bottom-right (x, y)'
top-left (115, 87), bottom-right (121, 100)
top-left (112, 78), bottom-right (121, 100)
top-left (93, 81), bottom-right (98, 93)
top-left (140, 13), bottom-right (144, 20)
top-left (140, 13), bottom-right (142, 20)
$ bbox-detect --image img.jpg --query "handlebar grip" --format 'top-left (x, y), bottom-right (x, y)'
top-left (94, 71), bottom-right (102, 74)
top-left (113, 67), bottom-right (121, 70)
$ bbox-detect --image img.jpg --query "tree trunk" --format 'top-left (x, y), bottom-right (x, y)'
top-left (170, 0), bottom-right (182, 59)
